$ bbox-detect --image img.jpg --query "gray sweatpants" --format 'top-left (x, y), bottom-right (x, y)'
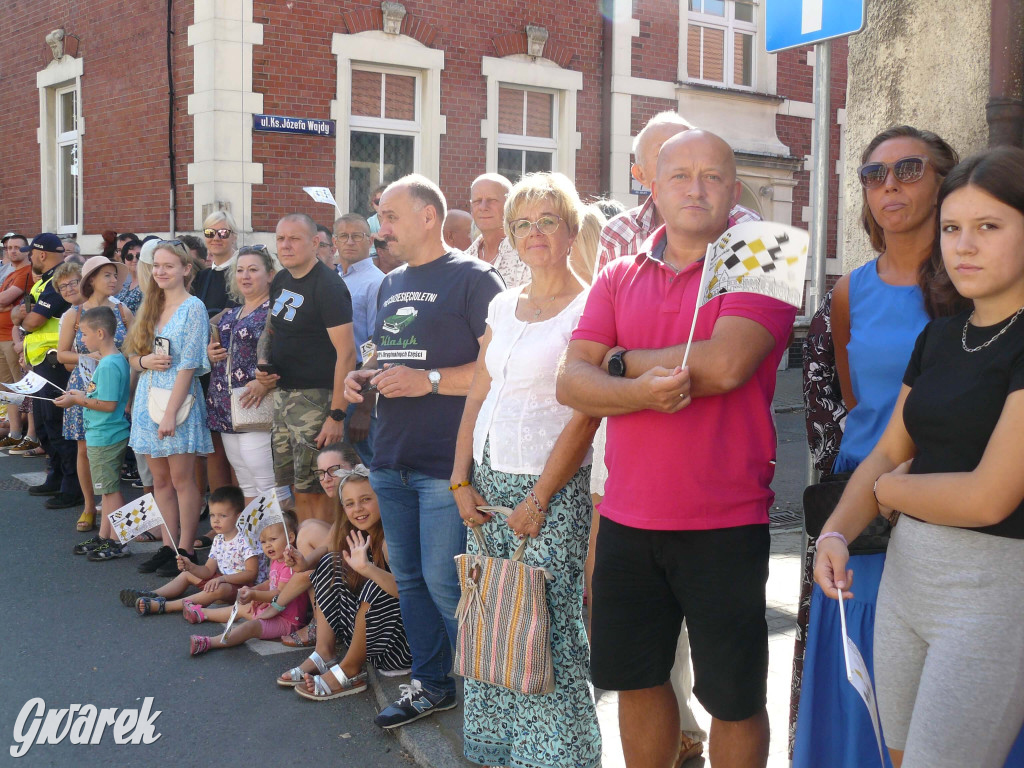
top-left (875, 515), bottom-right (1024, 768)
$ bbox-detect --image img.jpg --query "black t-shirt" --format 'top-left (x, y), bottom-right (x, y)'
top-left (370, 252), bottom-right (504, 479)
top-left (903, 311), bottom-right (1024, 538)
top-left (30, 264), bottom-right (71, 321)
top-left (268, 260), bottom-right (353, 390)
top-left (192, 264), bottom-right (238, 317)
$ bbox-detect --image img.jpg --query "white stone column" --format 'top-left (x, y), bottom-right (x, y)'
top-left (187, 0), bottom-right (264, 232)
top-left (608, 0), bottom-right (637, 205)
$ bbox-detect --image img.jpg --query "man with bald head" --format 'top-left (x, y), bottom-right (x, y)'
top-left (558, 130), bottom-right (797, 768)
top-left (597, 111), bottom-right (759, 275)
top-left (464, 173), bottom-right (529, 287)
top-left (442, 208), bottom-right (473, 251)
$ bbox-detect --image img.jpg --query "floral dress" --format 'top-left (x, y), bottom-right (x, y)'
top-left (129, 296), bottom-right (213, 458)
top-left (116, 281), bottom-right (143, 314)
top-left (62, 301), bottom-right (129, 440)
top-left (205, 300), bottom-right (269, 434)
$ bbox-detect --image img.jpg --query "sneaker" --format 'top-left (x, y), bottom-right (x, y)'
top-left (28, 482), bottom-right (60, 497)
top-left (131, 478), bottom-right (145, 489)
top-left (87, 541), bottom-right (131, 561)
top-left (137, 545), bottom-right (176, 574)
top-left (121, 466), bottom-right (140, 482)
top-left (45, 492), bottom-right (85, 509)
top-left (373, 680), bottom-right (457, 729)
top-left (156, 549), bottom-right (198, 578)
top-left (120, 588), bottom-right (158, 607)
top-left (189, 635), bottom-right (211, 656)
top-left (7, 438), bottom-right (40, 455)
top-left (73, 535), bottom-right (105, 555)
top-left (0, 434), bottom-right (24, 449)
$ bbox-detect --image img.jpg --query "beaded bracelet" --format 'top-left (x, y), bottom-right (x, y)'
top-left (449, 480), bottom-right (470, 492)
top-left (527, 488), bottom-right (545, 516)
top-left (815, 531), bottom-right (848, 548)
top-left (525, 505), bottom-right (545, 526)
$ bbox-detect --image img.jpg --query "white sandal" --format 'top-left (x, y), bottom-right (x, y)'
top-left (277, 651), bottom-right (337, 687)
top-left (294, 664), bottom-right (368, 701)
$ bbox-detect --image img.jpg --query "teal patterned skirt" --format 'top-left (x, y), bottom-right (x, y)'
top-left (463, 441), bottom-right (601, 768)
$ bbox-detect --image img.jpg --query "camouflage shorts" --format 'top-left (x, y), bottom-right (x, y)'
top-left (271, 388), bottom-right (330, 493)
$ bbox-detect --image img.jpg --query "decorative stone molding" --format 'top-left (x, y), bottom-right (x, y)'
top-left (381, 2), bottom-right (407, 35)
top-left (45, 29), bottom-right (65, 61)
top-left (526, 25), bottom-right (548, 58)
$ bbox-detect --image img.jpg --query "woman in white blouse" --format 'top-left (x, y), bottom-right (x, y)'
top-left (450, 172), bottom-right (602, 768)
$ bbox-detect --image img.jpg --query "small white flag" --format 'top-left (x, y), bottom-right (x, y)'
top-left (303, 186), bottom-right (339, 209)
top-left (108, 493), bottom-right (165, 545)
top-left (4, 370), bottom-right (63, 395)
top-left (237, 489), bottom-right (286, 548)
top-left (78, 355), bottom-right (98, 378)
top-left (838, 591), bottom-right (886, 766)
top-left (221, 601), bottom-right (241, 642)
top-left (0, 391), bottom-right (26, 406)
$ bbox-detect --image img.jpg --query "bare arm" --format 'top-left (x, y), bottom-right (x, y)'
top-left (0, 283), bottom-right (26, 310)
top-left (451, 329), bottom-right (496, 526)
top-left (830, 274), bottom-right (856, 410)
top-left (56, 306), bottom-right (81, 366)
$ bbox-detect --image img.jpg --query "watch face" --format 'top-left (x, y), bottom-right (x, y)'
top-left (329, 409), bottom-right (346, 421)
top-left (609, 353), bottom-right (625, 377)
top-left (428, 370), bottom-right (441, 383)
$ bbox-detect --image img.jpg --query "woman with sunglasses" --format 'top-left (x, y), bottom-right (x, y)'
top-left (793, 126), bottom-right (962, 767)
top-left (452, 172), bottom-right (601, 768)
top-left (124, 240), bottom-right (213, 576)
top-left (205, 245), bottom-right (280, 505)
top-left (115, 239), bottom-right (143, 313)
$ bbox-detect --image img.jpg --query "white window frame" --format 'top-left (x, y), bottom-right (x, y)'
top-left (686, 0), bottom-right (757, 91)
top-left (37, 55), bottom-right (85, 235)
top-left (332, 31), bottom-right (445, 213)
top-left (481, 55), bottom-right (582, 181)
top-left (55, 85), bottom-right (81, 233)
top-left (348, 65), bottom-right (422, 194)
top-left (496, 85), bottom-right (558, 181)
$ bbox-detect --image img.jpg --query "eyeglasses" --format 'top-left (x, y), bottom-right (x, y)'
top-left (509, 215), bottom-right (563, 240)
top-left (122, 251), bottom-right (138, 262)
top-left (158, 239), bottom-right (185, 248)
top-left (334, 233), bottom-right (368, 243)
top-left (237, 244), bottom-right (270, 257)
top-left (313, 465), bottom-right (344, 481)
top-left (57, 279), bottom-right (80, 292)
top-left (857, 156), bottom-right (929, 189)
top-left (371, 198), bottom-right (381, 206)
top-left (203, 228), bottom-right (233, 240)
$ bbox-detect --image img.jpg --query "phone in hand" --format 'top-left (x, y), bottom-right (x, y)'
top-left (256, 363), bottom-right (278, 376)
top-left (153, 336), bottom-right (171, 357)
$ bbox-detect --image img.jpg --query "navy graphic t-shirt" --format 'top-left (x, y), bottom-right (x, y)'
top-left (371, 252), bottom-right (504, 479)
top-left (269, 259), bottom-right (353, 390)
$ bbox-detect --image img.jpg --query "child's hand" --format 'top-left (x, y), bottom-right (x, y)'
top-left (237, 587), bottom-right (253, 605)
top-left (202, 576), bottom-right (223, 593)
top-left (54, 390), bottom-right (84, 409)
top-left (176, 554), bottom-right (191, 573)
top-left (283, 545), bottom-right (302, 569)
top-left (342, 530), bottom-right (371, 574)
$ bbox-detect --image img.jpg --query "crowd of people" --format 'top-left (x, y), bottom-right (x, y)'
top-left (4, 109), bottom-right (1024, 768)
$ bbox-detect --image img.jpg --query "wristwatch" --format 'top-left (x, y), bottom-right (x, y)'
top-left (428, 369), bottom-right (441, 395)
top-left (328, 408), bottom-right (346, 422)
top-left (608, 350), bottom-right (628, 378)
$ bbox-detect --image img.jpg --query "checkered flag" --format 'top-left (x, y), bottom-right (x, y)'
top-left (4, 370), bottom-right (64, 395)
top-left (237, 489), bottom-right (285, 549)
top-left (699, 222), bottom-right (809, 309)
top-left (108, 494), bottom-right (166, 545)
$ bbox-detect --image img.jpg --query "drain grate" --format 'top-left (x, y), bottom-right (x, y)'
top-left (769, 508), bottom-right (803, 529)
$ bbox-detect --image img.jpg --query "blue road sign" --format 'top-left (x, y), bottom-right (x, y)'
top-left (765, 0), bottom-right (866, 53)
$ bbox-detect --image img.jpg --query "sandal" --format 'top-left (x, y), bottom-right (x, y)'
top-left (22, 447), bottom-right (47, 457)
top-left (193, 535), bottom-right (213, 550)
top-left (134, 530), bottom-right (159, 543)
top-left (277, 651), bottom-right (339, 687)
top-left (295, 664), bottom-right (368, 701)
top-left (182, 601), bottom-right (206, 624)
top-left (136, 596), bottom-right (166, 616)
top-left (281, 622), bottom-right (316, 648)
top-left (189, 635), bottom-right (211, 656)
top-left (120, 588), bottom-right (157, 607)
top-left (673, 733), bottom-right (704, 768)
top-left (76, 510), bottom-right (96, 532)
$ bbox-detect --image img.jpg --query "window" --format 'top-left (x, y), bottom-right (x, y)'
top-left (686, 0), bottom-right (755, 89)
top-left (496, 86), bottom-right (556, 183)
top-left (348, 67), bottom-right (419, 218)
top-left (55, 86), bottom-right (80, 232)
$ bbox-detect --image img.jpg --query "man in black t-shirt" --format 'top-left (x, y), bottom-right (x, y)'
top-left (345, 175), bottom-right (504, 728)
top-left (255, 214), bottom-right (355, 523)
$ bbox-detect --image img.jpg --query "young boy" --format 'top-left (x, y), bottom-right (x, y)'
top-left (55, 306), bottom-right (132, 561)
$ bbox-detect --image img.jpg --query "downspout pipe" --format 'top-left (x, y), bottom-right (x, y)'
top-left (599, 0), bottom-right (614, 195)
top-left (988, 0), bottom-right (1024, 147)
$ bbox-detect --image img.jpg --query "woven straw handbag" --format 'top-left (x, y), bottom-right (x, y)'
top-left (454, 509), bottom-right (555, 695)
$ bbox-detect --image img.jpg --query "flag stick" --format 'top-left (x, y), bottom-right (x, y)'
top-left (680, 243), bottom-right (715, 370)
top-left (837, 589), bottom-right (853, 680)
top-left (0, 393), bottom-right (55, 402)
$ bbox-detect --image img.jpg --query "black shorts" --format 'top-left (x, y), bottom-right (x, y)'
top-left (590, 517), bottom-right (770, 722)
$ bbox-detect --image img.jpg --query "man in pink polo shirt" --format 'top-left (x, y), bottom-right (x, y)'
top-left (558, 130), bottom-right (796, 768)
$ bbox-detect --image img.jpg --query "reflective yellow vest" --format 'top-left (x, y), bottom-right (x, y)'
top-left (24, 277), bottom-right (61, 366)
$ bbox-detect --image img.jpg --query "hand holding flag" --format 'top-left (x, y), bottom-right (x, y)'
top-left (108, 493), bottom-right (174, 549)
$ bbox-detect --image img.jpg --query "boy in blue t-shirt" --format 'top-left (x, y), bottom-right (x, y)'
top-left (55, 306), bottom-right (132, 561)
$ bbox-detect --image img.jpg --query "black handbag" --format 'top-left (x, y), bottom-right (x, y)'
top-left (803, 472), bottom-right (892, 555)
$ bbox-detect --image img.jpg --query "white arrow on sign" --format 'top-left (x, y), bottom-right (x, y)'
top-left (802, 0), bottom-right (823, 33)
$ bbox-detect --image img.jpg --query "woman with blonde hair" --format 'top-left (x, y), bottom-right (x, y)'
top-left (569, 203), bottom-right (607, 285)
top-left (124, 240), bottom-right (213, 577)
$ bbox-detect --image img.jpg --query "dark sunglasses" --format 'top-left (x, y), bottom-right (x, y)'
top-left (203, 228), bottom-right (233, 239)
top-left (122, 251), bottom-right (137, 261)
top-left (158, 239), bottom-right (185, 248)
top-left (857, 156), bottom-right (929, 189)
top-left (237, 244), bottom-right (270, 257)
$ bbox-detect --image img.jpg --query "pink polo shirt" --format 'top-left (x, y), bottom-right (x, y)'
top-left (572, 227), bottom-right (796, 531)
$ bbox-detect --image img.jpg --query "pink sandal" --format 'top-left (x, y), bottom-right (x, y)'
top-left (189, 635), bottom-right (211, 656)
top-left (182, 601), bottom-right (206, 624)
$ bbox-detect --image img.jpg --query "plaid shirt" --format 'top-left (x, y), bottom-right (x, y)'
top-left (596, 196), bottom-right (761, 274)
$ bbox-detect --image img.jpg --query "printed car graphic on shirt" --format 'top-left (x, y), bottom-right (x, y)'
top-left (382, 307), bottom-right (418, 334)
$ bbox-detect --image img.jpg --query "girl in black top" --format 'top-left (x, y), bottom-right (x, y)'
top-left (815, 147), bottom-right (1024, 768)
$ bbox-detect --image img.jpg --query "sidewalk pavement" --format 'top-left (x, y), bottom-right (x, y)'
top-left (371, 370), bottom-right (806, 768)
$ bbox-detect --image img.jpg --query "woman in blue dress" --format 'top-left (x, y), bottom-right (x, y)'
top-left (124, 240), bottom-right (213, 571)
top-left (794, 126), bottom-right (962, 767)
top-left (57, 256), bottom-right (132, 533)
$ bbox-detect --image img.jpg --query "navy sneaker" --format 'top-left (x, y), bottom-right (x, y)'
top-left (73, 535), bottom-right (105, 555)
top-left (373, 680), bottom-right (457, 729)
top-left (87, 541), bottom-right (131, 561)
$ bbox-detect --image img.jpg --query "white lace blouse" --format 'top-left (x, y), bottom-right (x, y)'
top-left (472, 286), bottom-right (592, 476)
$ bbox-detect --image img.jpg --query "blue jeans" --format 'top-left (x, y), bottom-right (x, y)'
top-left (370, 468), bottom-right (466, 698)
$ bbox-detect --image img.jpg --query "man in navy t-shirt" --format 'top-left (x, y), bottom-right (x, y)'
top-left (345, 175), bottom-right (504, 727)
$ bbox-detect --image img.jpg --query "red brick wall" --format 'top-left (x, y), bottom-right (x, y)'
top-left (631, 0), bottom-right (678, 82)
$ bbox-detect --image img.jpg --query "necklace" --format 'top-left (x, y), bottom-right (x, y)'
top-left (961, 306), bottom-right (1024, 352)
top-left (526, 290), bottom-right (558, 318)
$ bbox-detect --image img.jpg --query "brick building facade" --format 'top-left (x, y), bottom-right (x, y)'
top-left (0, 0), bottom-right (847, 296)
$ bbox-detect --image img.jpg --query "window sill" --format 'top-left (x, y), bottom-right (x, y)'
top-left (675, 81), bottom-right (783, 104)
